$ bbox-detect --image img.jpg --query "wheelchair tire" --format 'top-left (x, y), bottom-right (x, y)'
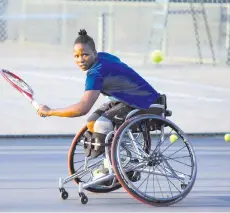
top-left (111, 114), bottom-right (197, 206)
top-left (68, 125), bottom-right (122, 193)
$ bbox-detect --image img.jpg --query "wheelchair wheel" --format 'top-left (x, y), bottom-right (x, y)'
top-left (68, 125), bottom-right (121, 193)
top-left (111, 114), bottom-right (197, 206)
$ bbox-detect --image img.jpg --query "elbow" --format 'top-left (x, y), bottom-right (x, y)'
top-left (79, 106), bottom-right (91, 116)
top-left (70, 108), bottom-right (88, 117)
top-left (80, 110), bottom-right (88, 116)
top-left (75, 102), bottom-right (92, 117)
top-left (71, 109), bottom-right (88, 117)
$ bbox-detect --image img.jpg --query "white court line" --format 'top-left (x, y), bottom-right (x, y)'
top-left (0, 146), bottom-right (68, 150)
top-left (144, 75), bottom-right (230, 93)
top-left (1, 146), bottom-right (230, 151)
top-left (21, 71), bottom-right (230, 93)
top-left (163, 92), bottom-right (225, 103)
top-left (19, 71), bottom-right (227, 103)
top-left (0, 151), bottom-right (229, 155)
top-left (21, 71), bottom-right (85, 83)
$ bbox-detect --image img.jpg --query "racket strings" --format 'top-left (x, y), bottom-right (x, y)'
top-left (5, 72), bottom-right (33, 94)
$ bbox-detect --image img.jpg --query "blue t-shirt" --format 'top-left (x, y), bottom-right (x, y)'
top-left (85, 52), bottom-right (160, 109)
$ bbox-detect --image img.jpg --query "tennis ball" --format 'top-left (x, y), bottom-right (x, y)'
top-left (170, 134), bottom-right (178, 143)
top-left (224, 133), bottom-right (230, 142)
top-left (93, 169), bottom-right (104, 177)
top-left (151, 50), bottom-right (164, 63)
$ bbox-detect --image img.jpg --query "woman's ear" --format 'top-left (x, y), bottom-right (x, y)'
top-left (93, 51), bottom-right (98, 59)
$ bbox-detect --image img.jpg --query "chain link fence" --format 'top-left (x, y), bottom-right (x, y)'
top-left (0, 0), bottom-right (229, 65)
top-left (0, 0), bottom-right (8, 41)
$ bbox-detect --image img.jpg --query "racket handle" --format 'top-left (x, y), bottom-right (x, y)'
top-left (31, 100), bottom-right (39, 110)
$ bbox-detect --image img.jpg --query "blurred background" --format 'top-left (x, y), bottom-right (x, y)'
top-left (0, 0), bottom-right (230, 135)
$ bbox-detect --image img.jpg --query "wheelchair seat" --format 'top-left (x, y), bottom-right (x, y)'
top-left (125, 94), bottom-right (172, 120)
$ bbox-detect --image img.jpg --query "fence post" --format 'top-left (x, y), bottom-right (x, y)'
top-left (226, 4), bottom-right (230, 65)
top-left (60, 1), bottom-right (67, 47)
top-left (108, 4), bottom-right (114, 53)
top-left (18, 0), bottom-right (27, 44)
top-left (98, 12), bottom-right (106, 52)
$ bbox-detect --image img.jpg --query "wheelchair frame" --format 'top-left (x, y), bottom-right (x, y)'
top-left (58, 101), bottom-right (197, 206)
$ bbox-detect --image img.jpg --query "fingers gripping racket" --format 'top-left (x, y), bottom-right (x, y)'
top-left (0, 69), bottom-right (40, 110)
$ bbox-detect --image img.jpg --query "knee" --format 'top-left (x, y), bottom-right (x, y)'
top-left (93, 116), bottom-right (113, 134)
top-left (86, 121), bottom-right (95, 132)
top-left (86, 112), bottom-right (100, 132)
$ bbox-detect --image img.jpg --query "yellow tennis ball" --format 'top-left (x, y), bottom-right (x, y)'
top-left (92, 168), bottom-right (105, 180)
top-left (93, 169), bottom-right (102, 177)
top-left (151, 50), bottom-right (164, 63)
top-left (170, 134), bottom-right (178, 143)
top-left (224, 133), bottom-right (230, 142)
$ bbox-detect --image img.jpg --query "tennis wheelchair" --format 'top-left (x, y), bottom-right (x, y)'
top-left (58, 95), bottom-right (197, 206)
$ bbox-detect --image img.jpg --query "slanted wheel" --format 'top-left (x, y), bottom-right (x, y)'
top-left (111, 114), bottom-right (197, 206)
top-left (68, 125), bottom-right (121, 193)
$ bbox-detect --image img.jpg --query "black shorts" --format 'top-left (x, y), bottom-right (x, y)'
top-left (87, 101), bottom-right (134, 125)
top-left (87, 94), bottom-right (165, 126)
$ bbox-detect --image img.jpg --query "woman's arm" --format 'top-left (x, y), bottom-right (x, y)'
top-left (37, 90), bottom-right (100, 118)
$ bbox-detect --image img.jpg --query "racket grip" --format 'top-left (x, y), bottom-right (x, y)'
top-left (31, 100), bottom-right (40, 110)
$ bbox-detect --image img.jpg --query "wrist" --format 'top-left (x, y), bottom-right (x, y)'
top-left (47, 109), bottom-right (53, 116)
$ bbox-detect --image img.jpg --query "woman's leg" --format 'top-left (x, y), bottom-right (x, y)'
top-left (84, 101), bottom-right (118, 157)
top-left (91, 102), bottom-right (134, 158)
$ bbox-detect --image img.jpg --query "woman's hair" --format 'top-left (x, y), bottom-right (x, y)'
top-left (74, 29), bottom-right (96, 51)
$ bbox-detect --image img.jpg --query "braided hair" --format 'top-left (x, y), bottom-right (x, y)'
top-left (74, 29), bottom-right (96, 51)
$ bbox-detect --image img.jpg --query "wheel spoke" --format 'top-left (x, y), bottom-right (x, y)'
top-left (113, 115), bottom-right (196, 205)
top-left (69, 128), bottom-right (121, 193)
top-left (158, 164), bottom-right (182, 194)
top-left (164, 156), bottom-right (192, 168)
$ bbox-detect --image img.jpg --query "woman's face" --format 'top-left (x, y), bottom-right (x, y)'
top-left (73, 43), bottom-right (97, 71)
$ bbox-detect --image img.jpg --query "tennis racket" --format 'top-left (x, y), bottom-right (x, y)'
top-left (0, 69), bottom-right (40, 110)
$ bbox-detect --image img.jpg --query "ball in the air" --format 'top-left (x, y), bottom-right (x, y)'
top-left (224, 133), bottom-right (230, 142)
top-left (170, 134), bottom-right (178, 143)
top-left (151, 50), bottom-right (164, 63)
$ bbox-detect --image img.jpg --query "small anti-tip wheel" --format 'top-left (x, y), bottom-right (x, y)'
top-left (60, 190), bottom-right (69, 200)
top-left (81, 195), bottom-right (88, 204)
top-left (79, 193), bottom-right (88, 204)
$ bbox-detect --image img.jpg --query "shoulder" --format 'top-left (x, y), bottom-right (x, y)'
top-left (86, 60), bottom-right (103, 76)
top-left (87, 65), bottom-right (102, 78)
top-left (97, 52), bottom-right (122, 63)
top-left (86, 52), bottom-right (117, 76)
top-left (86, 65), bottom-right (103, 83)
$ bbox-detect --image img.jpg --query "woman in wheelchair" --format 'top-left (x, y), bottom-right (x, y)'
top-left (37, 28), bottom-right (161, 157)
top-left (37, 29), bottom-right (197, 206)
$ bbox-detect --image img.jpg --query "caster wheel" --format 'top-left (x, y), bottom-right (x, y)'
top-left (60, 189), bottom-right (69, 200)
top-left (79, 192), bottom-right (88, 204)
top-left (81, 195), bottom-right (88, 204)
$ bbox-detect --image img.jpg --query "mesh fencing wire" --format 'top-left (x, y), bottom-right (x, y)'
top-left (0, 0), bottom-right (230, 135)
top-left (0, 0), bottom-right (8, 41)
top-left (0, 0), bottom-right (229, 65)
